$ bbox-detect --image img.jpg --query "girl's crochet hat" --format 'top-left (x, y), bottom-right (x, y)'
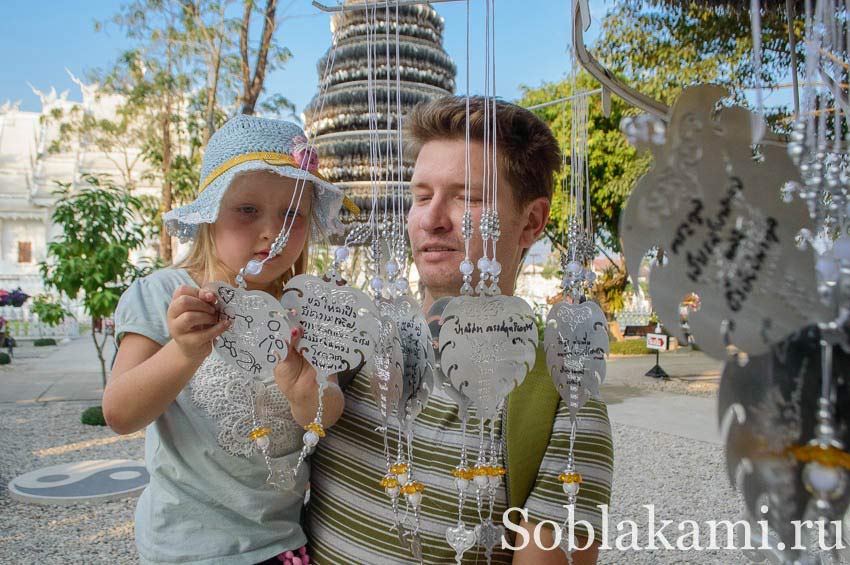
top-left (163, 115), bottom-right (356, 242)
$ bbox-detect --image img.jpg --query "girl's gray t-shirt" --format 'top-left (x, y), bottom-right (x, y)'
top-left (115, 268), bottom-right (307, 565)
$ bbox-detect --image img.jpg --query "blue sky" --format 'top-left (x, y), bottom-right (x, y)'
top-left (1, 0), bottom-right (608, 116)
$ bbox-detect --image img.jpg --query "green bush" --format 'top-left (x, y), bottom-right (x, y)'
top-left (34, 338), bottom-right (57, 347)
top-left (81, 406), bottom-right (107, 426)
top-left (610, 339), bottom-right (654, 355)
top-left (0, 352), bottom-right (10, 365)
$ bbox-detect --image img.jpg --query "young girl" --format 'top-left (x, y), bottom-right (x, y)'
top-left (103, 115), bottom-right (345, 565)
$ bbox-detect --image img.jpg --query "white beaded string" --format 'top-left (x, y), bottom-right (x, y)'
top-left (459, 0), bottom-right (475, 296)
top-left (476, 0), bottom-right (493, 296)
top-left (449, 0), bottom-right (474, 555)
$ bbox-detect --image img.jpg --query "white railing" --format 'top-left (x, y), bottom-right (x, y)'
top-left (615, 309), bottom-right (653, 328)
top-left (0, 304), bottom-right (82, 339)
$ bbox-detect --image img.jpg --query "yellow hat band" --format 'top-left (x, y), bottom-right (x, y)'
top-left (199, 152), bottom-right (330, 193)
top-left (198, 151), bottom-right (360, 216)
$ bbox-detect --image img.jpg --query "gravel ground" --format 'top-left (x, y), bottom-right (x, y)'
top-left (0, 398), bottom-right (749, 564)
top-left (0, 401), bottom-right (143, 565)
top-left (599, 423), bottom-right (746, 565)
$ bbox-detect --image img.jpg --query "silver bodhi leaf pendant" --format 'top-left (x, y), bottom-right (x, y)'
top-left (281, 274), bottom-right (380, 384)
top-left (364, 312), bottom-right (404, 425)
top-left (211, 283), bottom-right (291, 376)
top-left (719, 325), bottom-right (850, 563)
top-left (427, 297), bottom-right (472, 420)
top-left (620, 84), bottom-right (832, 360)
top-left (439, 295), bottom-right (538, 423)
top-left (544, 300), bottom-right (609, 420)
top-left (379, 296), bottom-right (435, 430)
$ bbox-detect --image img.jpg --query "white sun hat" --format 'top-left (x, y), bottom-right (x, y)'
top-left (163, 114), bottom-right (357, 242)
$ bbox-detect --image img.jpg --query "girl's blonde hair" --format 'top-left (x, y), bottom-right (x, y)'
top-left (174, 177), bottom-right (320, 297)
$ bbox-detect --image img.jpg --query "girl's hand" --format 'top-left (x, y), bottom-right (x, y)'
top-left (166, 285), bottom-right (231, 361)
top-left (274, 325), bottom-right (342, 427)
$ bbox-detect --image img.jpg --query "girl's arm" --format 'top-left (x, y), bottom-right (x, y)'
top-left (103, 285), bottom-right (230, 435)
top-left (274, 326), bottom-right (345, 429)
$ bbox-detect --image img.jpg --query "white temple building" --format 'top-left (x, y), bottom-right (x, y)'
top-left (0, 78), bottom-right (159, 297)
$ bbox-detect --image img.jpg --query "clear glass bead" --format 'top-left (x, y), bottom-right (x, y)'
top-left (335, 246), bottom-right (350, 262)
top-left (245, 259), bottom-right (263, 276)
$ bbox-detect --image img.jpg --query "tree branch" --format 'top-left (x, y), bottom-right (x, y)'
top-left (240, 0), bottom-right (252, 110)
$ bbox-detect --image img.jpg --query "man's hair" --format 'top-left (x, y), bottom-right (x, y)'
top-left (405, 96), bottom-right (561, 207)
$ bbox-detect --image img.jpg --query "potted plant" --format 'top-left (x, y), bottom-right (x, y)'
top-left (9, 288), bottom-right (29, 307)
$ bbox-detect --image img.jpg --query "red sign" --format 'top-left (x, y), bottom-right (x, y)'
top-left (646, 333), bottom-right (668, 351)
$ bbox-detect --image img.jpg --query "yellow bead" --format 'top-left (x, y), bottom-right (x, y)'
top-left (558, 472), bottom-right (583, 484)
top-left (248, 427), bottom-right (271, 441)
top-left (450, 467), bottom-right (474, 480)
top-left (788, 444), bottom-right (850, 469)
top-left (472, 465), bottom-right (491, 477)
top-left (380, 475), bottom-right (399, 489)
top-left (401, 481), bottom-right (425, 495)
top-left (390, 462), bottom-right (409, 475)
top-left (305, 422), bottom-right (326, 438)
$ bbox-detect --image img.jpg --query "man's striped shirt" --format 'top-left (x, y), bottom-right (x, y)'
top-left (307, 372), bottom-right (613, 564)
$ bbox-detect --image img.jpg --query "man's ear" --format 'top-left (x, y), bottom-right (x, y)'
top-left (519, 196), bottom-right (551, 250)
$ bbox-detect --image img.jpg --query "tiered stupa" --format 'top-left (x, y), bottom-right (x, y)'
top-left (304, 3), bottom-right (456, 226)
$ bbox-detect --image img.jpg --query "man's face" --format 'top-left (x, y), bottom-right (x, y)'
top-left (408, 139), bottom-right (546, 303)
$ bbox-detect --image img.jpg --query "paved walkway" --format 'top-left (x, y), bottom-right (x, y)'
top-left (1, 337), bottom-right (725, 445)
top-left (0, 336), bottom-right (110, 405)
top-left (601, 349), bottom-right (724, 445)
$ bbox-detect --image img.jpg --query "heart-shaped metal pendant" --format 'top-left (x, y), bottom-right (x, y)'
top-left (379, 296), bottom-right (435, 429)
top-left (439, 295), bottom-right (538, 422)
top-left (544, 300), bottom-right (609, 418)
top-left (446, 523), bottom-right (476, 563)
top-left (211, 283), bottom-right (290, 376)
top-left (281, 274), bottom-right (380, 384)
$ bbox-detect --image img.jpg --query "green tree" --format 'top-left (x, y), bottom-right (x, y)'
top-left (38, 174), bottom-right (157, 388)
top-left (94, 0), bottom-right (294, 262)
top-left (520, 73), bottom-right (651, 254)
top-left (599, 2), bottom-right (797, 119)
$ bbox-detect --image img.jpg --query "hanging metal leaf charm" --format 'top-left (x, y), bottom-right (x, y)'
top-left (620, 84), bottom-right (832, 360)
top-left (379, 296), bottom-right (435, 429)
top-left (544, 300), bottom-right (609, 419)
top-left (281, 274), bottom-right (380, 384)
top-left (439, 295), bottom-right (538, 423)
top-left (210, 283), bottom-right (290, 376)
top-left (364, 312), bottom-right (404, 424)
top-left (719, 324), bottom-right (850, 563)
top-left (427, 296), bottom-right (472, 420)
top-left (445, 523), bottom-right (476, 563)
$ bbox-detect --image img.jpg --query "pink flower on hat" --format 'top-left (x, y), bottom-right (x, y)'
top-left (292, 135), bottom-right (319, 172)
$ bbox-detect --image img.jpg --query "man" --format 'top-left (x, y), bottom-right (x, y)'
top-left (308, 97), bottom-right (613, 564)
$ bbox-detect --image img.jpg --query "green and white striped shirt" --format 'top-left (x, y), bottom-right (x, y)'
top-left (307, 372), bottom-right (613, 564)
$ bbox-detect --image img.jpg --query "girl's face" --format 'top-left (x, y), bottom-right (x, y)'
top-left (212, 170), bottom-right (313, 293)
